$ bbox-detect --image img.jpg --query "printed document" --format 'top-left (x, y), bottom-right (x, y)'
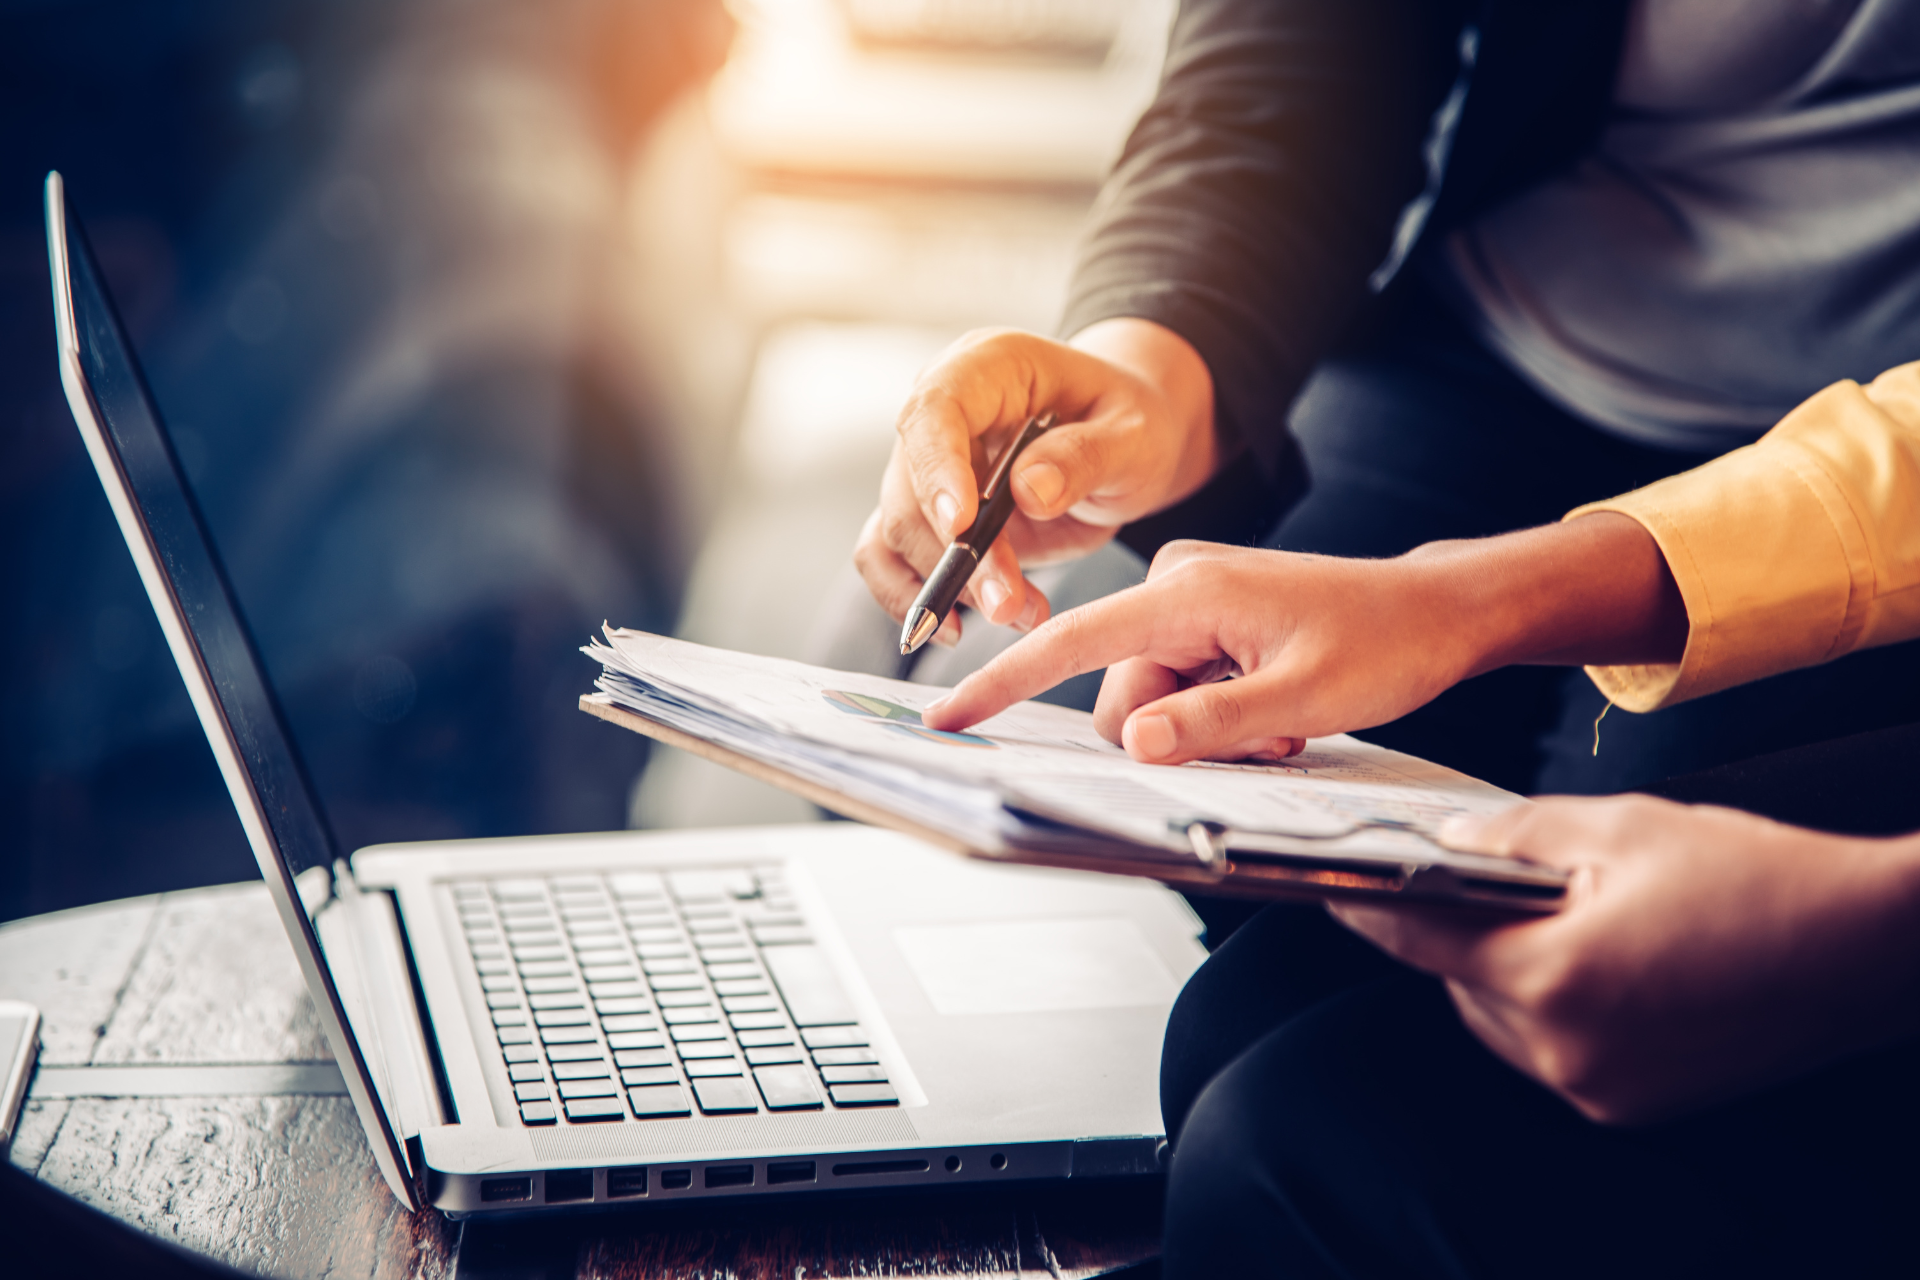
top-left (586, 628), bottom-right (1521, 871)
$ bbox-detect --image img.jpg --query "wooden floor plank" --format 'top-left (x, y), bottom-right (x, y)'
top-left (93, 884), bottom-right (331, 1065)
top-left (0, 893), bottom-right (161, 1062)
top-left (35, 1094), bottom-right (456, 1278)
top-left (7, 1097), bottom-right (72, 1177)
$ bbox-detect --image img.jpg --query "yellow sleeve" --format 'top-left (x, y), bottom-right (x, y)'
top-left (1566, 360), bottom-right (1920, 712)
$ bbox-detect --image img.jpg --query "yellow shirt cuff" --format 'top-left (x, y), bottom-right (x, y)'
top-left (1566, 366), bottom-right (1920, 712)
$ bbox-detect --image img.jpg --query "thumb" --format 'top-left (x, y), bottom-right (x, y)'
top-left (1120, 678), bottom-right (1303, 765)
top-left (1008, 422), bottom-right (1122, 523)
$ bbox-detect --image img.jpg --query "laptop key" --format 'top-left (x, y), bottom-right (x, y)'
top-left (684, 1058), bottom-right (743, 1078)
top-left (705, 962), bottom-right (761, 982)
top-left (514, 1083), bottom-right (550, 1102)
top-left (648, 973), bottom-right (706, 991)
top-left (614, 1048), bottom-right (674, 1069)
top-left (620, 1066), bottom-right (678, 1088)
top-left (528, 992), bottom-right (585, 1010)
top-left (588, 981), bottom-right (648, 998)
top-left (827, 1082), bottom-right (899, 1108)
top-left (662, 1007), bottom-right (718, 1026)
top-left (476, 960), bottom-right (513, 976)
top-left (492, 1009), bottom-right (528, 1027)
top-left (574, 948), bottom-right (629, 966)
top-left (601, 1014), bottom-right (657, 1033)
top-left (744, 1046), bottom-right (804, 1066)
top-left (507, 1063), bottom-right (546, 1083)
top-left (749, 925), bottom-right (813, 947)
top-left (670, 1024), bottom-right (727, 1043)
top-left (628, 1084), bottom-right (692, 1117)
top-left (763, 946), bottom-right (858, 1027)
top-left (691, 1077), bottom-right (759, 1114)
top-left (801, 1026), bottom-right (867, 1050)
top-left (540, 1026), bottom-right (599, 1044)
top-left (721, 995), bottom-right (781, 1014)
top-left (533, 1009), bottom-right (592, 1027)
top-left (736, 1029), bottom-right (795, 1048)
top-left (811, 1047), bottom-right (879, 1067)
top-left (496, 1026), bottom-right (535, 1045)
top-left (520, 1102), bottom-right (557, 1125)
top-left (517, 961), bottom-right (573, 978)
top-left (545, 1044), bottom-right (606, 1063)
top-left (502, 1045), bottom-right (542, 1064)
top-left (608, 872), bottom-right (666, 897)
top-left (486, 993), bottom-right (523, 1010)
top-left (629, 927), bottom-right (680, 945)
top-left (564, 1097), bottom-right (628, 1122)
top-left (580, 965), bottom-right (639, 981)
top-left (656, 990), bottom-right (713, 1008)
top-left (607, 1031), bottom-right (666, 1050)
top-left (730, 1013), bottom-right (786, 1031)
top-left (678, 1041), bottom-right (739, 1060)
top-left (643, 959), bottom-right (696, 975)
top-left (552, 1061), bottom-right (611, 1081)
top-left (753, 1065), bottom-right (824, 1111)
top-left (594, 998), bottom-right (651, 1015)
top-left (559, 1079), bottom-right (620, 1099)
top-left (819, 1063), bottom-right (888, 1085)
top-left (512, 945), bottom-right (568, 963)
top-left (480, 974), bottom-right (517, 993)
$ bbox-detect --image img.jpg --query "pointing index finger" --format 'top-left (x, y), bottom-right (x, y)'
top-left (922, 587), bottom-right (1168, 731)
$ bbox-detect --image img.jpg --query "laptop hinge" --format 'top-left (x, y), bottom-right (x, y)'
top-left (336, 869), bottom-right (450, 1145)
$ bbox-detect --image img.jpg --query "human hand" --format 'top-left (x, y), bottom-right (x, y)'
top-left (922, 513), bottom-right (1687, 760)
top-left (923, 539), bottom-right (1486, 761)
top-left (1330, 796), bottom-right (1920, 1124)
top-left (853, 318), bottom-right (1218, 647)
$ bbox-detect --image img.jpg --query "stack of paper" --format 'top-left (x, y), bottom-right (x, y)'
top-left (584, 628), bottom-right (1523, 874)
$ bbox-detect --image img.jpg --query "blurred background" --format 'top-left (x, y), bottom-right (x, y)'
top-left (0, 0), bottom-right (1172, 922)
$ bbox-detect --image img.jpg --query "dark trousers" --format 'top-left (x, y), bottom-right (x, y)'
top-left (1159, 904), bottom-right (1920, 1279)
top-left (1270, 276), bottom-right (1920, 796)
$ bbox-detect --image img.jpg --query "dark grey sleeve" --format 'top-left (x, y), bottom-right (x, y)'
top-left (1061, 0), bottom-right (1468, 491)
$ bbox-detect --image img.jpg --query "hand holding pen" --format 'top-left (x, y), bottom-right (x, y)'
top-left (854, 323), bottom-right (1225, 650)
top-left (900, 414), bottom-right (1056, 653)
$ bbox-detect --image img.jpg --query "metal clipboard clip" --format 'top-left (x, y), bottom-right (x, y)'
top-left (1172, 816), bottom-right (1568, 910)
top-left (1178, 816), bottom-right (1432, 876)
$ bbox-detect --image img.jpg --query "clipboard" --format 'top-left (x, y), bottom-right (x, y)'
top-left (582, 694), bottom-right (1568, 914)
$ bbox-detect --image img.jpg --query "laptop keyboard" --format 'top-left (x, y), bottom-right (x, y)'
top-left (451, 867), bottom-right (901, 1126)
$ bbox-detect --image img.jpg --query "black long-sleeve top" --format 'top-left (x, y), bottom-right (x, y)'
top-left (1068, 0), bottom-right (1632, 551)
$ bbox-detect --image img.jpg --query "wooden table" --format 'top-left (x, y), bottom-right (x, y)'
top-left (1, 884), bottom-right (1163, 1279)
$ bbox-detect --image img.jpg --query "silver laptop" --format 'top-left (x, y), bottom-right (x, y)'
top-left (43, 171), bottom-right (1205, 1216)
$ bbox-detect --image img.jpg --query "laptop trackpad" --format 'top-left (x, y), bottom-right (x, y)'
top-left (892, 918), bottom-right (1178, 1016)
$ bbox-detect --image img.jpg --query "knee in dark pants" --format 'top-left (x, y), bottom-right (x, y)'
top-left (1162, 1014), bottom-right (1389, 1280)
top-left (1161, 976), bottom-right (1477, 1280)
top-left (1159, 904), bottom-right (1404, 1147)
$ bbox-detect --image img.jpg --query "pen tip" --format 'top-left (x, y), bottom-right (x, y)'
top-left (900, 607), bottom-right (939, 655)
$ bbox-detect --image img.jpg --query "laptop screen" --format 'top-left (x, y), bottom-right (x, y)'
top-left (55, 192), bottom-right (339, 886)
top-left (45, 171), bottom-right (418, 1206)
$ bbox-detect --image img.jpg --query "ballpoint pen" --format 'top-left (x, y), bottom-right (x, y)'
top-left (898, 412), bottom-right (1056, 655)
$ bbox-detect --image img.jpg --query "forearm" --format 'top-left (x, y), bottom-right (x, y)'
top-left (1402, 512), bottom-right (1688, 682)
top-left (1061, 0), bottom-right (1464, 481)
